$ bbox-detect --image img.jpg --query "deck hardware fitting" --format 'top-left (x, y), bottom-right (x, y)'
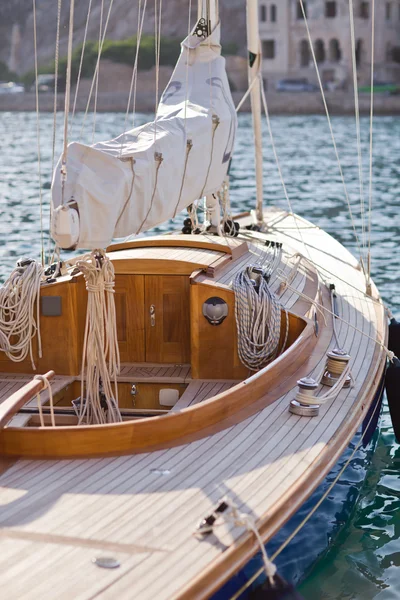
top-left (92, 556), bottom-right (120, 569)
top-left (150, 468), bottom-right (171, 475)
top-left (290, 378), bottom-right (320, 417)
top-left (196, 499), bottom-right (229, 535)
top-left (321, 348), bottom-right (351, 388)
top-left (202, 297), bottom-right (228, 326)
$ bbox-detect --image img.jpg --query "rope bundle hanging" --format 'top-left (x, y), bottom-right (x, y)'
top-left (0, 259), bottom-right (43, 370)
top-left (233, 266), bottom-right (287, 371)
top-left (76, 250), bottom-right (121, 425)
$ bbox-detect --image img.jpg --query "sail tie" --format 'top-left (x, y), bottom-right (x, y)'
top-left (199, 114), bottom-right (220, 199)
top-left (173, 139), bottom-right (193, 218)
top-left (136, 152), bottom-right (163, 234)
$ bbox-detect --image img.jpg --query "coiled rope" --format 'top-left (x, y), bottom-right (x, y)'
top-left (0, 260), bottom-right (43, 370)
top-left (233, 266), bottom-right (287, 371)
top-left (76, 250), bottom-right (121, 425)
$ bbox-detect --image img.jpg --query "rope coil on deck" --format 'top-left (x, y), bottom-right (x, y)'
top-left (233, 265), bottom-right (288, 371)
top-left (0, 259), bottom-right (43, 370)
top-left (76, 250), bottom-right (121, 425)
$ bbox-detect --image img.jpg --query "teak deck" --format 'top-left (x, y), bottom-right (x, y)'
top-left (0, 209), bottom-right (387, 599)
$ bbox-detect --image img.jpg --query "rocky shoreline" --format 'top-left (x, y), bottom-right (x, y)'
top-left (1, 90), bottom-right (399, 115)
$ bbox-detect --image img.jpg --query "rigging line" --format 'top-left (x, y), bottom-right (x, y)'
top-left (32, 0), bottom-right (44, 266)
top-left (92, 0), bottom-right (105, 143)
top-left (132, 0), bottom-right (149, 128)
top-left (71, 0), bottom-right (93, 126)
top-left (259, 78), bottom-right (313, 265)
top-left (199, 116), bottom-right (219, 199)
top-left (235, 74), bottom-right (258, 113)
top-left (79, 0), bottom-right (115, 140)
top-left (183, 0), bottom-right (193, 128)
top-left (229, 372), bottom-right (383, 600)
top-left (121, 0), bottom-right (146, 143)
top-left (173, 140), bottom-right (193, 218)
top-left (115, 159), bottom-right (135, 228)
top-left (136, 154), bottom-right (163, 234)
top-left (60, 0), bottom-right (75, 203)
top-left (367, 0), bottom-right (376, 282)
top-left (267, 223), bottom-right (384, 307)
top-left (349, 0), bottom-right (367, 265)
top-left (276, 275), bottom-right (393, 359)
top-left (298, 0), bottom-right (366, 277)
top-left (49, 0), bottom-right (62, 265)
top-left (153, 0), bottom-right (163, 145)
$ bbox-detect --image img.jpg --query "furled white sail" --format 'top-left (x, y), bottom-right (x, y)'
top-left (51, 24), bottom-right (237, 249)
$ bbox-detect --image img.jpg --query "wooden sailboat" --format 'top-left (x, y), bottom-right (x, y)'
top-left (0, 1), bottom-right (390, 598)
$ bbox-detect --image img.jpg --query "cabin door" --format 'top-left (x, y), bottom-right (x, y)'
top-left (145, 276), bottom-right (190, 363)
top-left (114, 275), bottom-right (145, 363)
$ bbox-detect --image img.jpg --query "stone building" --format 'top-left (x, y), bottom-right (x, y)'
top-left (259, 0), bottom-right (400, 88)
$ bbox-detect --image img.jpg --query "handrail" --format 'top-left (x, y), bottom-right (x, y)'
top-left (0, 371), bottom-right (55, 429)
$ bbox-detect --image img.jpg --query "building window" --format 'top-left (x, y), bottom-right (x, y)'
top-left (360, 2), bottom-right (369, 18)
top-left (315, 39), bottom-right (326, 63)
top-left (386, 2), bottom-right (392, 19)
top-left (356, 39), bottom-right (364, 65)
top-left (329, 39), bottom-right (342, 62)
top-left (325, 1), bottom-right (337, 18)
top-left (262, 40), bottom-right (276, 59)
top-left (270, 4), bottom-right (277, 22)
top-left (386, 42), bottom-right (393, 61)
top-left (260, 5), bottom-right (267, 22)
top-left (299, 40), bottom-right (310, 66)
top-left (297, 1), bottom-right (307, 20)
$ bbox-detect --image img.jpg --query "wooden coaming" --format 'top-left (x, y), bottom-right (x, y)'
top-left (0, 312), bottom-right (315, 457)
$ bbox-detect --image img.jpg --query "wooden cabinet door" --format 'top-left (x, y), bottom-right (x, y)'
top-left (145, 276), bottom-right (190, 364)
top-left (114, 275), bottom-right (145, 363)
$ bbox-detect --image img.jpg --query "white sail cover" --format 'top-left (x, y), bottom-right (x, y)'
top-left (51, 25), bottom-right (237, 249)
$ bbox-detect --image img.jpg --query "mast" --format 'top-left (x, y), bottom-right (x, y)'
top-left (198, 0), bottom-right (222, 233)
top-left (246, 0), bottom-right (264, 225)
top-left (197, 0), bottom-right (219, 30)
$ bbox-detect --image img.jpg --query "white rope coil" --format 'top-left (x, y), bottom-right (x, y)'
top-left (233, 266), bottom-right (286, 371)
top-left (76, 250), bottom-right (121, 425)
top-left (0, 260), bottom-right (43, 370)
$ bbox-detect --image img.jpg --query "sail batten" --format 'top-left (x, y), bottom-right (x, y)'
top-left (51, 24), bottom-right (237, 250)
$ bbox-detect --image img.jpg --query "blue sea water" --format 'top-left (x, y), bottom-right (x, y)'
top-left (0, 111), bottom-right (399, 598)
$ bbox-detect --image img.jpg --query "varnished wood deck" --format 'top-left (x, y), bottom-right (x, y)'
top-left (0, 209), bottom-right (387, 599)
